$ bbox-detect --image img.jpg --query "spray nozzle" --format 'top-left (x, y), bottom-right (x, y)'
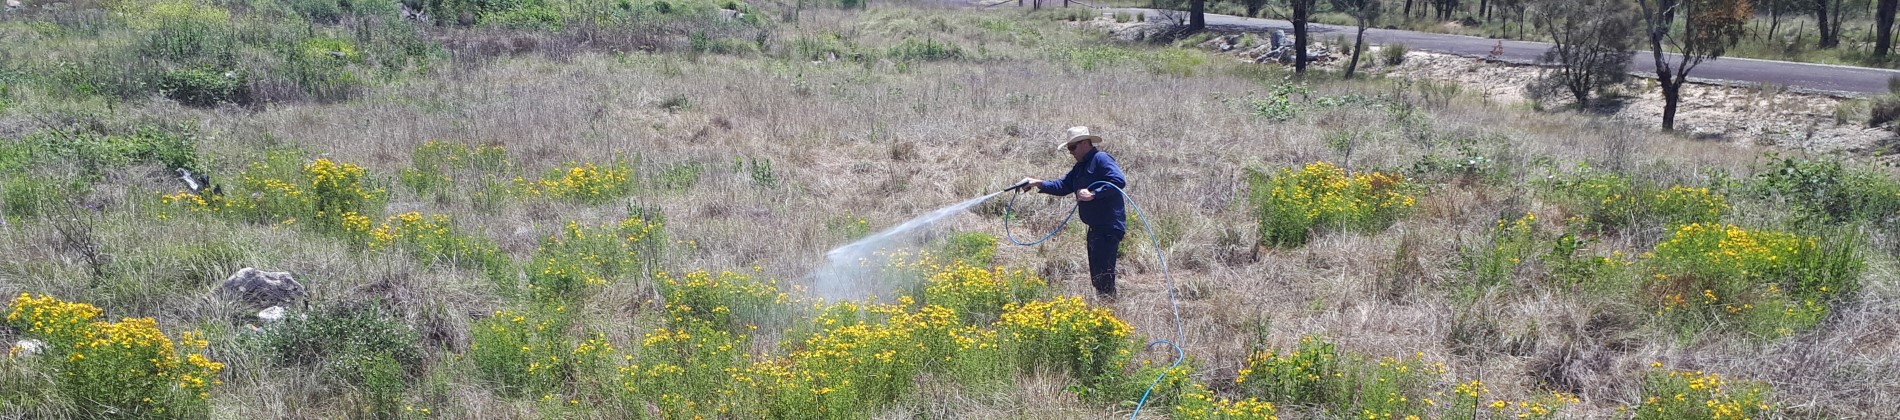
top-left (1001, 178), bottom-right (1034, 193)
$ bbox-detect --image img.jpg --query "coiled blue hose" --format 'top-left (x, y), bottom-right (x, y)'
top-left (1000, 181), bottom-right (1184, 419)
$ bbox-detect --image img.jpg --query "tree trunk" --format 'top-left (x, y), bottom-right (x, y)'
top-left (1479, 0), bottom-right (1489, 22)
top-left (1190, 0), bottom-right (1205, 32)
top-left (1769, 8), bottom-right (1780, 40)
top-left (1661, 81), bottom-right (1681, 131)
top-left (1294, 0), bottom-right (1311, 73)
top-left (1645, 0), bottom-right (1681, 131)
top-left (1404, 0), bottom-right (1414, 19)
top-left (1346, 23), bottom-right (1367, 78)
top-left (1880, 0), bottom-right (1898, 57)
top-left (1816, 0), bottom-right (1838, 48)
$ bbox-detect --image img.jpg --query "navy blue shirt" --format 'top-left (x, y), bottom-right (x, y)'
top-left (1039, 149), bottom-right (1127, 231)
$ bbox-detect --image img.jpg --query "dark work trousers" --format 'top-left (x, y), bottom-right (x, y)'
top-left (1085, 227), bottom-right (1126, 298)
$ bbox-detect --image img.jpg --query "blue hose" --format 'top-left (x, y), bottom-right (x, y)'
top-left (1000, 181), bottom-right (1184, 419)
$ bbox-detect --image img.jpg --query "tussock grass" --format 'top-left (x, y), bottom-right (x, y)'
top-left (2, 1), bottom-right (1898, 418)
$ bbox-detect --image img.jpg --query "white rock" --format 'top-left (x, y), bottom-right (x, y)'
top-left (219, 267), bottom-right (307, 309)
top-left (9, 339), bottom-right (45, 357)
top-left (5, 0), bottom-right (19, 9)
top-left (258, 306), bottom-right (287, 323)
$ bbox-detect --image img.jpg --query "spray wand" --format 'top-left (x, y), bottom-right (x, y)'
top-left (999, 178), bottom-right (1035, 194)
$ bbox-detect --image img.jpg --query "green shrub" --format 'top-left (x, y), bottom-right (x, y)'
top-left (743, 156), bottom-right (778, 188)
top-left (654, 161), bottom-right (703, 191)
top-left (1750, 155), bottom-right (1900, 223)
top-left (1646, 223), bottom-right (1862, 338)
top-left (817, 217), bottom-right (869, 247)
top-left (1249, 82), bottom-right (1310, 121)
top-left (291, 0), bottom-right (345, 24)
top-left (791, 33), bottom-right (863, 61)
top-left (1870, 96), bottom-right (1900, 128)
top-left (1545, 216), bottom-right (1635, 289)
top-left (998, 297), bottom-right (1133, 383)
top-left (1, 175), bottom-right (79, 221)
top-left (1537, 165), bottom-right (1644, 228)
top-left (1650, 186), bottom-right (1730, 226)
top-left (940, 232), bottom-right (998, 267)
top-left (257, 305), bottom-right (421, 369)
top-left (483, 3), bottom-right (565, 30)
top-left (11, 127), bottom-right (201, 176)
top-left (130, 1), bottom-right (236, 62)
top-left (370, 212), bottom-right (514, 284)
top-left (284, 37), bottom-right (366, 102)
top-left (5, 294), bottom-right (224, 417)
top-left (920, 260), bottom-right (1044, 324)
top-left (524, 216), bottom-right (666, 301)
top-left (688, 32), bottom-right (759, 55)
top-left (255, 304), bottom-right (422, 415)
top-left (162, 152), bottom-right (386, 238)
top-left (655, 270), bottom-right (786, 331)
top-left (399, 140), bottom-right (509, 195)
top-left (1059, 46), bottom-right (1140, 71)
top-left (886, 38), bottom-right (964, 61)
top-left (1380, 43), bottom-right (1408, 65)
top-left (471, 305), bottom-right (612, 397)
top-left (1467, 213), bottom-right (1539, 290)
top-left (1147, 49), bottom-right (1206, 77)
top-left (513, 162), bottom-right (636, 203)
top-left (1233, 335), bottom-right (1453, 417)
top-left (1235, 335), bottom-right (1340, 407)
top-left (1247, 162), bottom-right (1415, 248)
top-left (157, 67), bottom-right (248, 107)
top-left (1634, 367), bottom-right (1772, 419)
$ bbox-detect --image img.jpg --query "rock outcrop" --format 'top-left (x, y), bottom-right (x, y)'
top-left (219, 267), bottom-right (307, 309)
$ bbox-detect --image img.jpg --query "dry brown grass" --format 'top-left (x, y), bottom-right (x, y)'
top-left (3, 4), bottom-right (1897, 418)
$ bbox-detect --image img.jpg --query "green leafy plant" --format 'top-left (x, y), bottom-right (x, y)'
top-left (5, 293), bottom-right (225, 417)
top-left (1248, 162), bottom-right (1415, 248)
top-left (157, 68), bottom-right (248, 107)
top-left (1634, 366), bottom-right (1771, 419)
top-left (1645, 223), bottom-right (1862, 338)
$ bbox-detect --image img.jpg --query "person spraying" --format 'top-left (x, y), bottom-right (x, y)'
top-left (1013, 126), bottom-right (1128, 300)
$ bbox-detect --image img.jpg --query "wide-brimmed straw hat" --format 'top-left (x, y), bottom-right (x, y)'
top-left (1058, 126), bottom-right (1103, 151)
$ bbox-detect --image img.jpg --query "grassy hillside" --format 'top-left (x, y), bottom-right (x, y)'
top-left (2, 1), bottom-right (1897, 418)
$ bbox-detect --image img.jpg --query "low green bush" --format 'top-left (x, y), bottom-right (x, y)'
top-left (1234, 335), bottom-right (1444, 417)
top-left (1248, 162), bottom-right (1415, 248)
top-left (1750, 155), bottom-right (1900, 224)
top-left (470, 304), bottom-right (612, 397)
top-left (255, 304), bottom-right (422, 415)
top-left (886, 38), bottom-right (964, 61)
top-left (655, 270), bottom-right (786, 331)
top-left (157, 68), bottom-right (249, 107)
top-left (6, 294), bottom-right (225, 417)
top-left (398, 140), bottom-right (509, 195)
top-left (998, 297), bottom-right (1132, 384)
top-left (1645, 223), bottom-right (1862, 338)
top-left (940, 232), bottom-right (998, 267)
top-left (1381, 43), bottom-right (1408, 66)
top-left (1634, 367), bottom-right (1772, 419)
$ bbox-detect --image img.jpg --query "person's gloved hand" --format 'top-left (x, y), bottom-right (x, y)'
top-left (1016, 178), bottom-right (1041, 192)
top-left (1076, 188), bottom-right (1094, 202)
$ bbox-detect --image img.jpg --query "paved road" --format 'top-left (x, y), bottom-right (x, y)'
top-left (1098, 8), bottom-right (1900, 97)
